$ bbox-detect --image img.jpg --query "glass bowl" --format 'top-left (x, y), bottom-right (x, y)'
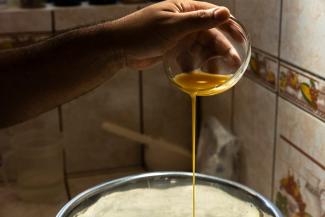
top-left (164, 17), bottom-right (251, 96)
top-left (56, 172), bottom-right (282, 217)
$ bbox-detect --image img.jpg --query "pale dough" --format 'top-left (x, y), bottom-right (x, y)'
top-left (75, 185), bottom-right (271, 217)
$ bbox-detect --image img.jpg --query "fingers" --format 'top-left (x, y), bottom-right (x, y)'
top-left (176, 6), bottom-right (230, 35)
top-left (178, 0), bottom-right (218, 11)
top-left (219, 18), bottom-right (245, 42)
top-left (191, 29), bottom-right (241, 69)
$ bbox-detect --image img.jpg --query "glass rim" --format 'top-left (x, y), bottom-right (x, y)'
top-left (163, 16), bottom-right (251, 95)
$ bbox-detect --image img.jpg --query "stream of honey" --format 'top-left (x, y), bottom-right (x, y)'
top-left (173, 70), bottom-right (233, 217)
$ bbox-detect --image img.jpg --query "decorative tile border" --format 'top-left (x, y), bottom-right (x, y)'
top-left (274, 135), bottom-right (324, 217)
top-left (279, 62), bottom-right (325, 122)
top-left (0, 33), bottom-right (51, 50)
top-left (245, 48), bottom-right (278, 92)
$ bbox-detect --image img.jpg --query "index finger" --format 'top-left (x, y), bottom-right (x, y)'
top-left (219, 17), bottom-right (245, 42)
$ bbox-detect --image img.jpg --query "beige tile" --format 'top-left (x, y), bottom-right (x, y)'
top-left (235, 0), bottom-right (281, 56)
top-left (277, 98), bottom-right (325, 166)
top-left (274, 136), bottom-right (325, 217)
top-left (68, 166), bottom-right (145, 196)
top-left (233, 76), bottom-right (276, 198)
top-left (0, 10), bottom-right (52, 33)
top-left (200, 89), bottom-right (233, 130)
top-left (6, 109), bottom-right (60, 138)
top-left (54, 4), bottom-right (138, 31)
top-left (62, 68), bottom-right (142, 173)
top-left (0, 186), bottom-right (66, 217)
top-left (281, 0), bottom-right (325, 78)
top-left (142, 63), bottom-right (192, 171)
top-left (1, 109), bottom-right (61, 181)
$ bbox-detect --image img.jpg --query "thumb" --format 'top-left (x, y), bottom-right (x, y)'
top-left (177, 7), bottom-right (230, 34)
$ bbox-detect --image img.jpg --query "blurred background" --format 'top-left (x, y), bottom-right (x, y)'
top-left (0, 0), bottom-right (324, 217)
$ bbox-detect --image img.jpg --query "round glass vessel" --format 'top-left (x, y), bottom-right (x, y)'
top-left (164, 17), bottom-right (251, 96)
top-left (56, 172), bottom-right (282, 217)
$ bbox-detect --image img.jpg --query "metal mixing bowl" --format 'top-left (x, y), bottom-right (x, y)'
top-left (56, 172), bottom-right (283, 217)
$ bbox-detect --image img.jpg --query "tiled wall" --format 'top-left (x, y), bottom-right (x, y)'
top-left (0, 5), bottom-right (145, 215)
top-left (0, 1), bottom-right (325, 216)
top-left (0, 2), bottom-right (192, 186)
top-left (200, 0), bottom-right (325, 216)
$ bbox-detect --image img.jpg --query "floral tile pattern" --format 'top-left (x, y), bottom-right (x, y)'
top-left (279, 63), bottom-right (325, 121)
top-left (274, 135), bottom-right (325, 217)
top-left (245, 48), bottom-right (278, 92)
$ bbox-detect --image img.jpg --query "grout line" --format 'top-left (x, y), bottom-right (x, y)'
top-left (58, 105), bottom-right (63, 132)
top-left (271, 0), bottom-right (284, 201)
top-left (252, 46), bottom-right (278, 60)
top-left (63, 149), bottom-right (72, 199)
top-left (244, 74), bottom-right (276, 94)
top-left (271, 84), bottom-right (279, 200)
top-left (51, 10), bottom-right (55, 34)
top-left (279, 59), bottom-right (325, 82)
top-left (280, 135), bottom-right (325, 170)
top-left (244, 73), bottom-right (277, 93)
top-left (138, 70), bottom-right (146, 170)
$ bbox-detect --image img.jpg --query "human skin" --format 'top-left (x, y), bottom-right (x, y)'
top-left (0, 0), bottom-right (239, 128)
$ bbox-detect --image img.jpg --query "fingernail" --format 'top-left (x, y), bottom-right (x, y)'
top-left (213, 7), bottom-right (230, 21)
top-left (229, 47), bottom-right (242, 66)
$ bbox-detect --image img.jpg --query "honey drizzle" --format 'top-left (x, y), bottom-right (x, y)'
top-left (173, 70), bottom-right (232, 217)
top-left (191, 94), bottom-right (196, 217)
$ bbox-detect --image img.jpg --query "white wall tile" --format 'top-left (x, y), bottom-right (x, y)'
top-left (235, 0), bottom-right (281, 56)
top-left (233, 76), bottom-right (276, 198)
top-left (62, 68), bottom-right (142, 173)
top-left (1, 109), bottom-right (60, 181)
top-left (281, 0), bottom-right (325, 78)
top-left (201, 90), bottom-right (233, 130)
top-left (142, 64), bottom-right (192, 171)
top-left (0, 10), bottom-right (52, 33)
top-left (277, 98), bottom-right (325, 167)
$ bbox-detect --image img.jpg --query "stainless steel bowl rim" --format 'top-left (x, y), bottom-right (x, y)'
top-left (57, 171), bottom-right (283, 217)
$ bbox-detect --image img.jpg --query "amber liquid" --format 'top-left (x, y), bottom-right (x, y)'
top-left (173, 70), bottom-right (232, 217)
top-left (173, 70), bottom-right (233, 96)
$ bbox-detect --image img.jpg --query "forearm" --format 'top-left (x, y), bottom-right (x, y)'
top-left (0, 22), bottom-right (125, 128)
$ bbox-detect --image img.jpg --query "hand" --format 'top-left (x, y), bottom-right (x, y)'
top-left (110, 0), bottom-right (241, 70)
